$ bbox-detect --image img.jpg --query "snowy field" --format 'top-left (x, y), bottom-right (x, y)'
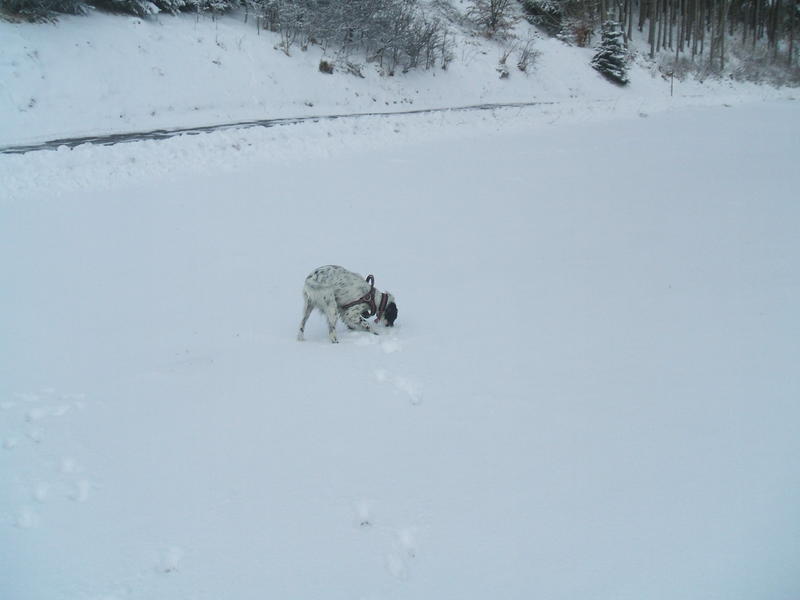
top-left (2, 8), bottom-right (800, 600)
top-left (2, 97), bottom-right (800, 600)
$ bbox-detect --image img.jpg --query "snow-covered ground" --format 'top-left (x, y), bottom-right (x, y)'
top-left (2, 8), bottom-right (800, 600)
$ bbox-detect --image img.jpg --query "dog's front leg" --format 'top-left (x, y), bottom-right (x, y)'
top-left (342, 308), bottom-right (379, 336)
top-left (360, 318), bottom-right (378, 335)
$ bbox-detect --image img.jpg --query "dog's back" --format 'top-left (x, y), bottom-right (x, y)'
top-left (303, 265), bottom-right (369, 306)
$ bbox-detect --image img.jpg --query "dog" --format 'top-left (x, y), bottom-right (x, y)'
top-left (297, 265), bottom-right (398, 343)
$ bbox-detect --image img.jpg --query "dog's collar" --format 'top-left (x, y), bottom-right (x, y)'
top-left (342, 274), bottom-right (389, 321)
top-left (376, 290), bottom-right (389, 321)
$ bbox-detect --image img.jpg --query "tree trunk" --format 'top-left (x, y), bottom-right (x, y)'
top-left (650, 0), bottom-right (658, 57)
top-left (790, 1), bottom-right (797, 65)
top-left (719, 0), bottom-right (728, 70)
top-left (627, 0), bottom-right (634, 40)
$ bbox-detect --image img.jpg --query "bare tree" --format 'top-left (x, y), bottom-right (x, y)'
top-left (259, 0), bottom-right (451, 72)
top-left (467, 0), bottom-right (515, 36)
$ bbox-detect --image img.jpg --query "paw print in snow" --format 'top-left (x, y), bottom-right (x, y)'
top-left (374, 369), bottom-right (423, 405)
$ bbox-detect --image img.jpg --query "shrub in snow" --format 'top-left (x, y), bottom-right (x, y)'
top-left (591, 20), bottom-right (629, 85)
top-left (516, 40), bottom-right (539, 72)
top-left (495, 40), bottom-right (539, 76)
top-left (0, 0), bottom-right (87, 19)
top-left (497, 44), bottom-right (512, 78)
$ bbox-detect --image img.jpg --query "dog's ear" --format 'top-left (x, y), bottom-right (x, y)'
top-left (384, 302), bottom-right (398, 326)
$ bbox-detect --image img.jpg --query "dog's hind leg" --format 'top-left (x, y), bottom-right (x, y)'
top-left (297, 292), bottom-right (314, 341)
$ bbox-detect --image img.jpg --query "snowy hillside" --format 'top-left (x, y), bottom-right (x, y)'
top-left (1, 6), bottom-right (795, 147)
top-left (2, 6), bottom-right (800, 600)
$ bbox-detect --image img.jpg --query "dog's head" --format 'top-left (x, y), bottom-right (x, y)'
top-left (379, 292), bottom-right (397, 327)
top-left (383, 300), bottom-right (398, 327)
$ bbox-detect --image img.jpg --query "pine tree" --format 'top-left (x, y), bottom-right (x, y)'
top-left (93, 0), bottom-right (158, 17)
top-left (520, 0), bottom-right (564, 36)
top-left (591, 20), bottom-right (629, 85)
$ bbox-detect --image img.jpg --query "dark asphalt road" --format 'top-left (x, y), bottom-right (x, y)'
top-left (0, 101), bottom-right (554, 155)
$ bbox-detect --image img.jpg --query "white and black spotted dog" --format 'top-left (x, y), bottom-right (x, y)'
top-left (297, 265), bottom-right (398, 343)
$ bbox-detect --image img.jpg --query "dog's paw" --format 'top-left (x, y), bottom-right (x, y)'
top-left (296, 333), bottom-right (305, 342)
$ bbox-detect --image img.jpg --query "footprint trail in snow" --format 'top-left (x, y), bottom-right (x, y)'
top-left (374, 368), bottom-right (423, 406)
top-left (353, 500), bottom-right (422, 582)
top-left (1, 388), bottom-right (94, 529)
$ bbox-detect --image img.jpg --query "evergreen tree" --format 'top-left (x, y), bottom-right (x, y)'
top-left (520, 0), bottom-right (563, 36)
top-left (93, 0), bottom-right (159, 17)
top-left (591, 20), bottom-right (629, 85)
